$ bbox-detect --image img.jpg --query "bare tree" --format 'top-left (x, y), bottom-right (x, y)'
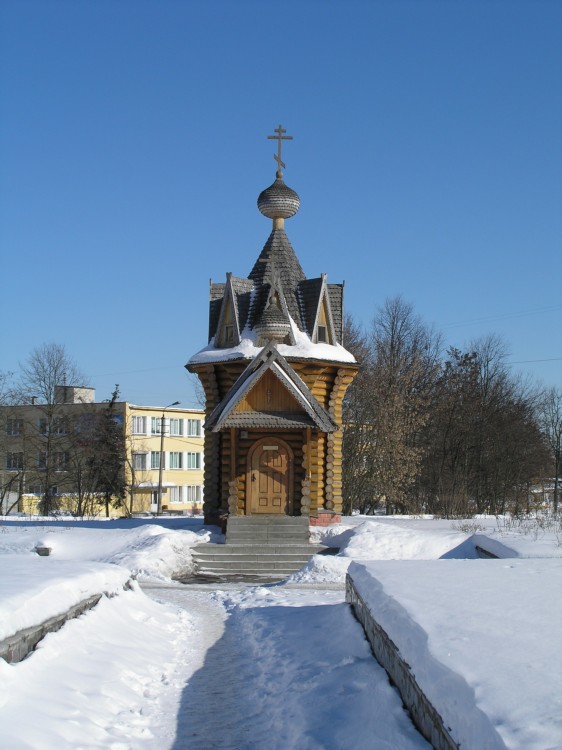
top-left (188, 371), bottom-right (206, 409)
top-left (0, 371), bottom-right (16, 406)
top-left (369, 298), bottom-right (441, 513)
top-left (416, 337), bottom-right (549, 517)
top-left (343, 304), bottom-right (549, 518)
top-left (0, 405), bottom-right (26, 514)
top-left (342, 316), bottom-right (378, 514)
top-left (15, 344), bottom-right (89, 514)
top-left (18, 343), bottom-right (88, 405)
top-left (342, 299), bottom-right (441, 514)
top-left (539, 387), bottom-right (562, 513)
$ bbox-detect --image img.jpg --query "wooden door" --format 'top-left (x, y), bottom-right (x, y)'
top-left (248, 439), bottom-right (292, 514)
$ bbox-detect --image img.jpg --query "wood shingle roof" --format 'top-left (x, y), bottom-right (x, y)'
top-left (248, 227), bottom-right (305, 330)
top-left (202, 169), bottom-right (350, 357)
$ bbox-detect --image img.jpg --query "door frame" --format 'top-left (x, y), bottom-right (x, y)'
top-left (246, 436), bottom-right (294, 515)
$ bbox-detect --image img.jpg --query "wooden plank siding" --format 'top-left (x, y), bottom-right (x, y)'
top-left (237, 369), bottom-right (304, 414)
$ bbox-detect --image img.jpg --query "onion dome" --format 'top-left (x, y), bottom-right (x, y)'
top-left (257, 173), bottom-right (300, 220)
top-left (254, 296), bottom-right (292, 344)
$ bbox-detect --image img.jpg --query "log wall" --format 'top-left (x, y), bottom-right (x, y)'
top-left (189, 358), bottom-right (358, 520)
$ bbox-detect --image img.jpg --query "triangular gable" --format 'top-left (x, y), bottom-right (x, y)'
top-left (299, 274), bottom-right (337, 345)
top-left (213, 274), bottom-right (253, 348)
top-left (230, 276), bottom-right (254, 333)
top-left (314, 282), bottom-right (337, 345)
top-left (205, 342), bottom-right (337, 433)
top-left (214, 275), bottom-right (240, 347)
top-left (208, 282), bottom-right (225, 342)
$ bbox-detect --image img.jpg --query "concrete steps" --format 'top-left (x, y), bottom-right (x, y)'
top-left (226, 515), bottom-right (310, 543)
top-left (192, 516), bottom-right (324, 579)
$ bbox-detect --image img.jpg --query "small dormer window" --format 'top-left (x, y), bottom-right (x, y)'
top-left (225, 325), bottom-right (234, 344)
top-left (317, 325), bottom-right (327, 343)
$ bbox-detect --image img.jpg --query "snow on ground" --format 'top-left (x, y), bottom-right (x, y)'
top-left (0, 583), bottom-right (196, 750)
top-left (0, 557), bottom-right (131, 641)
top-left (1, 513), bottom-right (561, 748)
top-left (298, 514), bottom-right (562, 585)
top-left (349, 558), bottom-right (562, 750)
top-left (292, 517), bottom-right (477, 585)
top-left (145, 583), bottom-right (430, 750)
top-left (0, 516), bottom-right (213, 582)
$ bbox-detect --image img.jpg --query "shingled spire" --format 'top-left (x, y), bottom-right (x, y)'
top-left (193, 125), bottom-right (353, 356)
top-left (250, 126), bottom-right (305, 331)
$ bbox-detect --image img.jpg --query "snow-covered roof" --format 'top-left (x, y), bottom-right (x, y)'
top-left (189, 318), bottom-right (356, 366)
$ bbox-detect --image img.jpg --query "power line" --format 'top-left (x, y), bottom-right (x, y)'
top-left (507, 357), bottom-right (562, 365)
top-left (444, 304), bottom-right (562, 329)
top-left (92, 364), bottom-right (186, 377)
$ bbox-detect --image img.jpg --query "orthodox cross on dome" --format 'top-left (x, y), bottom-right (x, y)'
top-left (267, 124), bottom-right (293, 175)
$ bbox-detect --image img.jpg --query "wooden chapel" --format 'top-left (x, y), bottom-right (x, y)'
top-left (187, 126), bottom-right (358, 526)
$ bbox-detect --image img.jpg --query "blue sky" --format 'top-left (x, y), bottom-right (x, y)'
top-left (1, 0), bottom-right (560, 408)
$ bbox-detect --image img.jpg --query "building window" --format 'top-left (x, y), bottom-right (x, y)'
top-left (38, 418), bottom-right (48, 435)
top-left (186, 419), bottom-right (202, 437)
top-left (169, 418), bottom-right (183, 436)
top-left (132, 453), bottom-right (147, 471)
top-left (132, 416), bottom-right (147, 435)
top-left (185, 485), bottom-right (202, 503)
top-left (6, 419), bottom-right (23, 436)
top-left (151, 417), bottom-right (164, 435)
top-left (317, 325), bottom-right (327, 343)
top-left (169, 486), bottom-right (183, 503)
top-left (73, 413), bottom-right (96, 437)
top-left (54, 451), bottom-right (68, 470)
top-left (186, 452), bottom-right (201, 470)
top-left (53, 418), bottom-right (67, 435)
top-left (38, 451), bottom-right (47, 469)
top-left (225, 324), bottom-right (234, 343)
top-left (6, 452), bottom-right (23, 470)
top-left (150, 451), bottom-right (161, 470)
top-left (169, 452), bottom-right (183, 469)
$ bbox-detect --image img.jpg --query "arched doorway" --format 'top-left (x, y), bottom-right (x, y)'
top-left (247, 437), bottom-right (293, 515)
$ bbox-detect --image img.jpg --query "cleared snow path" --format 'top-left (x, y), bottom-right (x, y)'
top-left (144, 582), bottom-right (430, 750)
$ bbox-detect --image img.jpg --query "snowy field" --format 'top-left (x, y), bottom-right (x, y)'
top-left (0, 514), bottom-right (561, 749)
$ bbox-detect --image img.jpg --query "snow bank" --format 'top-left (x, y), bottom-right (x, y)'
top-left (0, 584), bottom-right (196, 750)
top-left (289, 519), bottom-right (479, 586)
top-left (286, 553), bottom-right (351, 584)
top-left (348, 558), bottom-right (562, 750)
top-left (0, 522), bottom-right (211, 581)
top-left (0, 521), bottom-right (212, 642)
top-left (339, 520), bottom-right (474, 560)
top-left (0, 557), bottom-right (131, 641)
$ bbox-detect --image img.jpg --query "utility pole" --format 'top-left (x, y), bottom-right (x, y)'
top-left (156, 401), bottom-right (180, 515)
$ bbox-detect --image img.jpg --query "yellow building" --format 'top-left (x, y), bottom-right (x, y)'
top-left (126, 403), bottom-right (205, 516)
top-left (0, 388), bottom-right (205, 517)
